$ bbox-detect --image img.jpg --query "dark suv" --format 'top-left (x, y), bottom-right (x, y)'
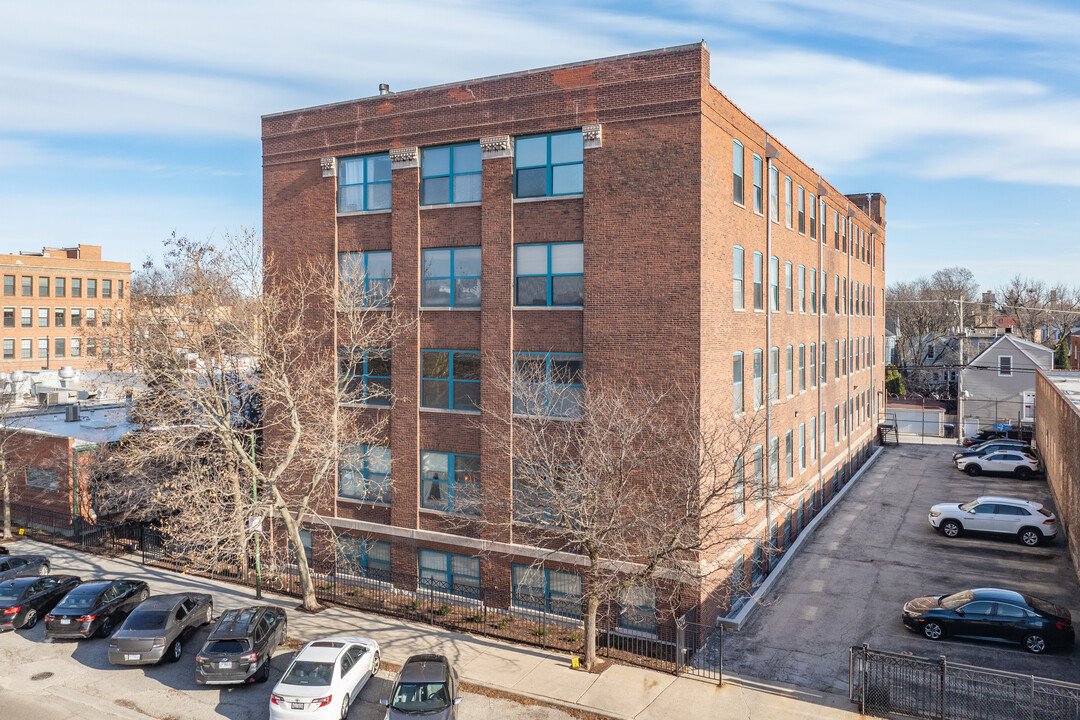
top-left (382, 654), bottom-right (462, 719)
top-left (196, 606), bottom-right (287, 684)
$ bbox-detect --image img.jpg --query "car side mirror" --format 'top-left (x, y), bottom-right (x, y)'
top-left (954, 608), bottom-right (964, 616)
top-left (967, 509), bottom-right (976, 514)
top-left (379, 699), bottom-right (389, 707)
top-left (454, 697), bottom-right (463, 706)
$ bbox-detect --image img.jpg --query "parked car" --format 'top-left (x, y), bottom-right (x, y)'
top-left (0, 554), bottom-right (49, 581)
top-left (962, 429), bottom-right (1009, 446)
top-left (270, 635), bottom-right (381, 719)
top-left (107, 592), bottom-right (213, 665)
top-left (0, 546), bottom-right (9, 555)
top-left (953, 440), bottom-right (1033, 462)
top-left (955, 450), bottom-right (1039, 479)
top-left (45, 579), bottom-right (150, 639)
top-left (929, 496), bottom-right (1057, 546)
top-left (0, 575), bottom-right (81, 631)
top-left (380, 653), bottom-right (462, 720)
top-left (902, 588), bottom-right (1074, 654)
top-left (196, 605), bottom-right (287, 685)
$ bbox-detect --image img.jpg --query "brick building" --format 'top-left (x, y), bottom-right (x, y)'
top-left (262, 43), bottom-right (886, 629)
top-left (1, 245), bottom-right (130, 372)
top-left (1035, 370), bottom-right (1080, 585)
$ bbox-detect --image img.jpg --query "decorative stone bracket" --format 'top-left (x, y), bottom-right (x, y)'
top-left (480, 135), bottom-right (513, 160)
top-left (390, 146), bottom-right (420, 170)
top-left (583, 123), bottom-right (602, 149)
top-left (320, 157), bottom-right (337, 178)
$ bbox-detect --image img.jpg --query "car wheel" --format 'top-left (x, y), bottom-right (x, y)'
top-left (99, 616), bottom-right (114, 638)
top-left (371, 651), bottom-right (380, 677)
top-left (137, 589), bottom-right (149, 602)
top-left (279, 621), bottom-right (287, 646)
top-left (941, 520), bottom-right (962, 538)
top-left (39, 564), bottom-right (50, 576)
top-left (923, 621), bottom-right (944, 640)
top-left (339, 693), bottom-right (350, 720)
top-left (1024, 634), bottom-right (1047, 654)
top-left (1019, 528), bottom-right (1042, 547)
top-left (965, 464), bottom-right (982, 476)
top-left (204, 601), bottom-right (214, 625)
top-left (167, 638), bottom-right (183, 663)
top-left (21, 609), bottom-right (38, 630)
top-left (1015, 467), bottom-right (1032, 480)
top-left (256, 661), bottom-right (270, 683)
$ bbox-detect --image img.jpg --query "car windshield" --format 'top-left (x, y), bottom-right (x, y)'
top-left (281, 661), bottom-right (333, 686)
top-left (391, 681), bottom-right (450, 712)
top-left (1024, 595), bottom-right (1069, 619)
top-left (959, 501), bottom-right (978, 511)
top-left (54, 593), bottom-right (99, 611)
top-left (205, 639), bottom-right (249, 654)
top-left (0, 588), bottom-right (22, 603)
top-left (940, 591), bottom-right (974, 610)
top-left (124, 611), bottom-right (168, 631)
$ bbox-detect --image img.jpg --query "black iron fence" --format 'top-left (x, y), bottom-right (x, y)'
top-left (6, 502), bottom-right (142, 556)
top-left (850, 644), bottom-right (1080, 720)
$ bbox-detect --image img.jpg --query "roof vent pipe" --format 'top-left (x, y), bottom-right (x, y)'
top-left (379, 83), bottom-right (390, 95)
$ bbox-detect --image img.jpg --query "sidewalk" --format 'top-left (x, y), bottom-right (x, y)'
top-left (13, 538), bottom-right (861, 720)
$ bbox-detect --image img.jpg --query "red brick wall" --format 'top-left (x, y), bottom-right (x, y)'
top-left (1036, 371), bottom-right (1080, 584)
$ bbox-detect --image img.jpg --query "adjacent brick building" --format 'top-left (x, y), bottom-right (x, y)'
top-left (0, 245), bottom-right (130, 372)
top-left (262, 43), bottom-right (886, 630)
top-left (1035, 370), bottom-right (1080, 584)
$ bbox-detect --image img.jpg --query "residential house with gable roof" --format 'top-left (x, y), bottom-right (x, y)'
top-left (958, 334), bottom-right (1054, 438)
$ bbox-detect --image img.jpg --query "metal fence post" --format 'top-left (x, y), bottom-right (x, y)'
top-left (675, 618), bottom-right (685, 676)
top-left (862, 644), bottom-right (870, 714)
top-left (939, 655), bottom-right (947, 720)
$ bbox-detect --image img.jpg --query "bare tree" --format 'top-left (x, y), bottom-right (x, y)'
top-left (0, 413), bottom-right (30, 540)
top-left (456, 365), bottom-right (765, 670)
top-left (96, 230), bottom-right (410, 610)
top-left (995, 276), bottom-right (1080, 346)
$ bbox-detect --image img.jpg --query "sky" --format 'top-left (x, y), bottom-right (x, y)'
top-left (1, 0), bottom-right (1078, 290)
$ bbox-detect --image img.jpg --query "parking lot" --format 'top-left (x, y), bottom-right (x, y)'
top-left (723, 441), bottom-right (1080, 694)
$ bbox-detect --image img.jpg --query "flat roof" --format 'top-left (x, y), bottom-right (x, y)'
top-left (1044, 370), bottom-right (1080, 410)
top-left (2, 403), bottom-right (135, 446)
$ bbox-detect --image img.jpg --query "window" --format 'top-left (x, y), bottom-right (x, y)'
top-left (842, 339), bottom-right (848, 375)
top-left (842, 278), bottom-right (847, 315)
top-left (87, 279), bottom-right (97, 298)
top-left (20, 339), bottom-right (30, 359)
top-left (834, 340), bottom-right (841, 378)
top-left (38, 338), bottom-right (48, 359)
top-left (2, 308), bottom-right (11, 328)
top-left (785, 345), bottom-right (794, 396)
top-left (733, 352), bottom-right (744, 414)
top-left (752, 349), bottom-right (763, 409)
top-left (54, 308), bottom-right (65, 327)
top-left (809, 416), bottom-right (817, 461)
top-left (338, 153), bottom-right (391, 212)
top-left (421, 143), bottom-right (481, 205)
top-left (70, 308), bottom-right (81, 327)
top-left (843, 401), bottom-right (848, 437)
top-left (71, 338), bottom-right (81, 357)
top-left (752, 446), bottom-right (764, 500)
top-left (809, 193), bottom-right (817, 239)
top-left (20, 308), bottom-right (30, 328)
top-left (118, 280), bottom-right (124, 299)
top-left (834, 275), bottom-right (841, 314)
top-left (21, 276), bottom-right (32, 296)
top-left (514, 243), bottom-right (583, 306)
top-left (785, 430), bottom-right (793, 479)
top-left (799, 423), bottom-right (806, 470)
top-left (514, 352), bottom-right (583, 418)
top-left (752, 252), bottom-right (763, 311)
top-left (339, 251), bottom-right (392, 308)
top-left (2, 339), bottom-right (12, 360)
top-left (810, 344), bottom-right (817, 388)
top-left (998, 356), bottom-right (1012, 376)
top-left (338, 349), bottom-right (391, 406)
top-left (419, 549), bottom-right (481, 598)
top-left (26, 467), bottom-right (60, 491)
top-left (86, 338), bottom-right (96, 356)
top-left (834, 405), bottom-right (840, 443)
top-left (733, 455), bottom-right (746, 521)
top-left (809, 268), bottom-right (817, 313)
top-left (819, 199), bottom-right (827, 242)
top-left (336, 538), bottom-right (391, 582)
top-left (820, 342), bottom-right (827, 384)
top-left (421, 350), bottom-right (481, 411)
top-left (841, 217), bottom-right (847, 253)
top-left (798, 265), bottom-right (805, 312)
top-left (768, 436), bottom-right (779, 491)
top-left (785, 261), bottom-right (793, 312)
top-left (732, 140), bottom-right (744, 205)
top-left (421, 451), bottom-right (480, 514)
top-left (769, 347), bottom-right (779, 402)
top-left (797, 185), bottom-right (805, 234)
top-left (769, 256), bottom-right (779, 311)
top-left (752, 154), bottom-right (763, 213)
top-left (618, 585), bottom-right (657, 634)
top-left (820, 411), bottom-right (827, 454)
top-left (38, 308), bottom-right (48, 327)
top-left (512, 565), bottom-right (582, 618)
top-left (733, 246), bottom-right (744, 310)
top-left (86, 308), bottom-right (96, 327)
top-left (833, 210), bottom-right (840, 249)
top-left (421, 247), bottom-right (480, 307)
top-left (71, 278), bottom-right (81, 297)
top-left (515, 130), bottom-right (583, 198)
top-left (101, 308), bottom-right (112, 327)
top-left (54, 337), bottom-right (65, 358)
top-left (2, 276), bottom-right (12, 296)
top-left (102, 280), bottom-right (112, 299)
top-left (338, 444), bottom-right (391, 504)
top-left (820, 272), bottom-right (827, 315)
top-left (784, 176), bottom-right (793, 228)
top-left (798, 344), bottom-right (806, 392)
top-left (769, 166), bottom-right (779, 221)
top-left (55, 277), bottom-right (65, 297)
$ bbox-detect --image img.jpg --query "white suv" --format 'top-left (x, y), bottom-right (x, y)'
top-left (929, 496), bottom-right (1058, 546)
top-left (954, 450), bottom-right (1039, 479)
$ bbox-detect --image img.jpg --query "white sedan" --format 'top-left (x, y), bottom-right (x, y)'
top-left (270, 635), bottom-right (381, 720)
top-left (955, 450), bottom-right (1039, 479)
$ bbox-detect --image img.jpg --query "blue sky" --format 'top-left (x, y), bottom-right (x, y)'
top-left (1, 0), bottom-right (1078, 289)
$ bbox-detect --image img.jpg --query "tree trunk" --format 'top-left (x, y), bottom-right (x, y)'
top-left (271, 485), bottom-right (320, 611)
top-left (2, 456), bottom-right (11, 540)
top-left (583, 595), bottom-right (600, 670)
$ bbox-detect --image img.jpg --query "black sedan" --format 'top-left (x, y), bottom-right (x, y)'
top-left (0, 555), bottom-right (50, 581)
top-left (0, 575), bottom-right (82, 631)
top-left (903, 588), bottom-right (1074, 654)
top-left (962, 429), bottom-right (1009, 447)
top-left (45, 579), bottom-right (150, 639)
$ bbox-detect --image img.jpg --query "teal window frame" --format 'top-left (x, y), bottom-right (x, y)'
top-left (338, 444), bottom-right (391, 505)
top-left (514, 130), bottom-right (584, 198)
top-left (513, 352), bottom-right (583, 418)
top-left (339, 251), bottom-right (391, 308)
top-left (733, 246), bottom-right (744, 309)
top-left (514, 242), bottom-right (583, 307)
top-left (421, 450), bottom-right (480, 514)
top-left (338, 153), bottom-right (391, 212)
top-left (336, 537), bottom-right (391, 582)
top-left (421, 247), bottom-right (481, 307)
top-left (421, 142), bottom-right (481, 205)
top-left (732, 139), bottom-right (744, 205)
top-left (512, 564), bottom-right (583, 618)
top-left (420, 350), bottom-right (481, 411)
top-left (338, 348), bottom-right (391, 406)
top-left (752, 154), bottom-right (763, 214)
top-left (418, 549), bottom-right (481, 599)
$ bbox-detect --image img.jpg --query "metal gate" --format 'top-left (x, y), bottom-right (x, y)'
top-left (677, 619), bottom-right (723, 683)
